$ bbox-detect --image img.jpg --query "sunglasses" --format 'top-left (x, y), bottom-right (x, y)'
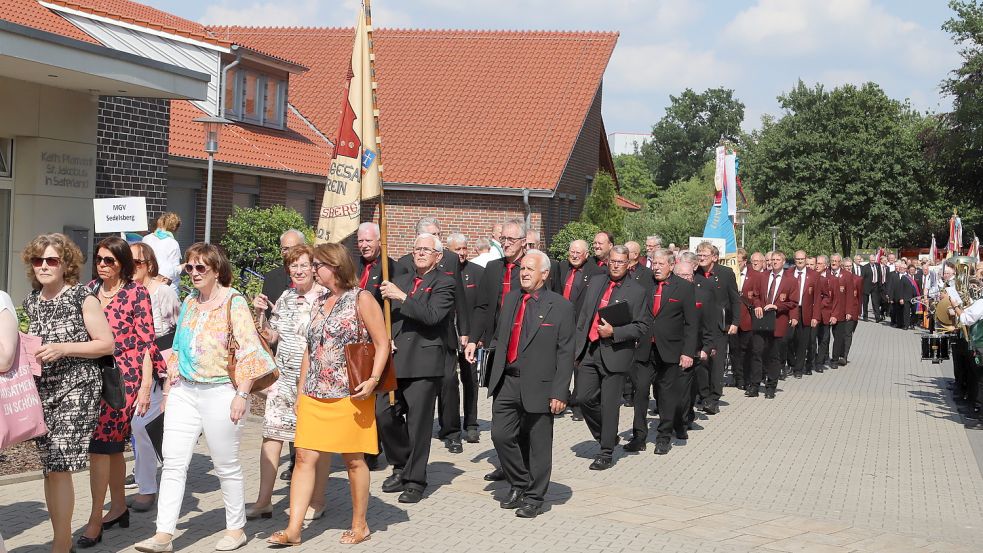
top-left (184, 263), bottom-right (210, 274)
top-left (94, 255), bottom-right (117, 266)
top-left (133, 259), bottom-right (148, 267)
top-left (31, 256), bottom-right (61, 268)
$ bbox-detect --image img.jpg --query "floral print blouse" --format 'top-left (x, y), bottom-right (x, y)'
top-left (304, 288), bottom-right (363, 399)
top-left (169, 288), bottom-right (276, 385)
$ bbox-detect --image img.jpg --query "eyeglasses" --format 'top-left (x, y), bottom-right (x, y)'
top-left (312, 261), bottom-right (328, 271)
top-left (413, 247), bottom-right (437, 255)
top-left (31, 256), bottom-right (61, 268)
top-left (94, 255), bottom-right (117, 266)
top-left (184, 263), bottom-right (210, 274)
top-left (289, 263), bottom-right (312, 271)
top-left (794, 257), bottom-right (806, 261)
top-left (133, 259), bottom-right (148, 267)
top-left (500, 236), bottom-right (523, 244)
top-left (608, 260), bottom-right (628, 266)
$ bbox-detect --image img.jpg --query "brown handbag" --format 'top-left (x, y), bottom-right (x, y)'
top-left (226, 293), bottom-right (279, 393)
top-left (345, 291), bottom-right (396, 395)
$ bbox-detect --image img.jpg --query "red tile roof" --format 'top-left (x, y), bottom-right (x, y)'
top-left (207, 27), bottom-right (618, 191)
top-left (44, 0), bottom-right (231, 47)
top-left (2, 0), bottom-right (99, 43)
top-left (615, 195), bottom-right (642, 211)
top-left (169, 100), bottom-right (332, 176)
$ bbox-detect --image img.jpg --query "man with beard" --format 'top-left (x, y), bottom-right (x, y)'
top-left (574, 246), bottom-right (650, 469)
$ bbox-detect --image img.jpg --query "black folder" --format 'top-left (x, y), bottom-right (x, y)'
top-left (753, 310), bottom-right (776, 333)
top-left (598, 301), bottom-right (632, 327)
top-left (144, 411), bottom-right (165, 463)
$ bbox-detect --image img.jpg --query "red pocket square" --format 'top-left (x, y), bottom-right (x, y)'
top-left (668, 298), bottom-right (680, 303)
top-left (541, 323), bottom-right (554, 327)
top-left (466, 284), bottom-right (477, 288)
top-left (695, 301), bottom-right (703, 308)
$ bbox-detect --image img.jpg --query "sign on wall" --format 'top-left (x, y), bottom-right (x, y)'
top-left (93, 197), bottom-right (148, 234)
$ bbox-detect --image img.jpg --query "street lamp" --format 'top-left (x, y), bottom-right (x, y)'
top-left (735, 208), bottom-right (750, 248)
top-left (193, 115), bottom-right (230, 243)
top-left (769, 225), bottom-right (779, 252)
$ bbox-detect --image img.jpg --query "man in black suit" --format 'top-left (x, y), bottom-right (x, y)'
top-left (588, 231), bottom-right (614, 268)
top-left (526, 229), bottom-right (559, 292)
top-left (627, 249), bottom-right (697, 455)
top-left (488, 250), bottom-right (574, 519)
top-left (441, 233), bottom-right (484, 446)
top-left (377, 233), bottom-right (456, 504)
top-left (694, 242), bottom-right (740, 415)
top-left (574, 246), bottom-right (651, 470)
top-left (466, 218), bottom-right (527, 360)
top-left (896, 264), bottom-right (918, 329)
top-left (356, 222), bottom-right (395, 307)
top-left (623, 241), bottom-right (654, 405)
top-left (394, 217), bottom-right (470, 453)
top-left (552, 239), bottom-right (600, 421)
top-left (673, 252), bottom-right (718, 435)
top-left (861, 254), bottom-right (878, 321)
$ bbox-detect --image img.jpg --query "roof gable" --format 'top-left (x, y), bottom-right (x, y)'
top-left (2, 0), bottom-right (98, 43)
top-left (208, 27), bottom-right (618, 191)
top-left (43, 0), bottom-right (230, 47)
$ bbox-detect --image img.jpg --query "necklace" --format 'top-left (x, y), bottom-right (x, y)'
top-left (197, 286), bottom-right (225, 306)
top-left (100, 280), bottom-right (123, 299)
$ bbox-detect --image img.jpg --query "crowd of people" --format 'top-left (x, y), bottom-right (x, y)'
top-left (4, 211), bottom-right (983, 552)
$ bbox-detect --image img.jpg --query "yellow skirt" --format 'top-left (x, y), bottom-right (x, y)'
top-left (294, 394), bottom-right (379, 454)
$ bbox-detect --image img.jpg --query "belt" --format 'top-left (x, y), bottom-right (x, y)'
top-left (504, 366), bottom-right (520, 377)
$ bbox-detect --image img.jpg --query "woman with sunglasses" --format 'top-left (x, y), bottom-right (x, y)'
top-left (246, 244), bottom-right (328, 521)
top-left (78, 237), bottom-right (165, 547)
top-left (21, 233), bottom-right (114, 553)
top-left (136, 243), bottom-right (276, 553)
top-left (127, 243), bottom-right (181, 512)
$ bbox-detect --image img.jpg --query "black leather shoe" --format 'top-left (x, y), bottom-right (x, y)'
top-left (765, 391), bottom-right (776, 399)
top-left (484, 468), bottom-right (506, 481)
top-left (674, 430), bottom-right (689, 440)
top-left (746, 389), bottom-right (759, 397)
top-left (838, 357), bottom-right (847, 366)
top-left (446, 439), bottom-right (463, 454)
top-left (464, 428), bottom-right (480, 443)
top-left (102, 509), bottom-right (129, 530)
top-left (622, 438), bottom-right (646, 452)
top-left (654, 441), bottom-right (671, 455)
top-left (571, 407), bottom-right (584, 421)
top-left (815, 366), bottom-right (824, 373)
top-left (397, 488), bottom-right (423, 504)
top-left (515, 504), bottom-right (542, 518)
top-left (687, 421), bottom-right (703, 431)
top-left (702, 403), bottom-right (719, 415)
top-left (965, 419), bottom-right (983, 429)
top-left (77, 531), bottom-right (102, 548)
top-left (804, 369), bottom-right (813, 375)
top-left (588, 456), bottom-right (613, 470)
top-left (793, 373), bottom-right (802, 379)
top-left (381, 470), bottom-right (404, 493)
top-left (500, 489), bottom-right (525, 509)
top-left (279, 466), bottom-right (293, 481)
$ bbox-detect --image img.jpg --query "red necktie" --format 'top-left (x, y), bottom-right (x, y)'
top-left (706, 269), bottom-right (713, 278)
top-left (409, 276), bottom-right (423, 297)
top-left (500, 262), bottom-right (515, 306)
top-left (588, 280), bottom-right (618, 342)
top-left (651, 280), bottom-right (665, 316)
top-left (563, 266), bottom-right (580, 300)
top-left (796, 270), bottom-right (804, 304)
top-left (768, 273), bottom-right (778, 304)
top-left (359, 259), bottom-right (375, 289)
top-left (506, 294), bottom-right (531, 364)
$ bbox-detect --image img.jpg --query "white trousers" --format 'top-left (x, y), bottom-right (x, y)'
top-left (131, 382), bottom-right (165, 494)
top-left (155, 381), bottom-right (245, 535)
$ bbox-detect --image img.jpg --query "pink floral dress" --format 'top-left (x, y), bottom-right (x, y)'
top-left (304, 288), bottom-right (362, 399)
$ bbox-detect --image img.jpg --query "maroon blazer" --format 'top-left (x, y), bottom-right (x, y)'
top-left (827, 270), bottom-right (854, 322)
top-left (786, 267), bottom-right (820, 325)
top-left (758, 271), bottom-right (798, 338)
top-left (849, 273), bottom-right (863, 319)
top-left (736, 267), bottom-right (763, 332)
top-left (815, 270), bottom-right (833, 324)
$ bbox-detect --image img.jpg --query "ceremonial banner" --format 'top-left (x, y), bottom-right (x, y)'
top-left (725, 151), bottom-right (737, 219)
top-left (968, 235), bottom-right (979, 260)
top-left (315, 5), bottom-right (381, 243)
top-left (948, 210), bottom-right (963, 255)
top-left (703, 145), bottom-right (737, 255)
top-left (929, 234), bottom-right (938, 262)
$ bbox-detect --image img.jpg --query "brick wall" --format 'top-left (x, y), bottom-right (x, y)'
top-left (96, 97), bottom-right (170, 224)
top-left (194, 170), bottom-right (233, 241)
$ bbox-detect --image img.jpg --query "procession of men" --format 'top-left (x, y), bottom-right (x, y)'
top-left (364, 216), bottom-right (946, 518)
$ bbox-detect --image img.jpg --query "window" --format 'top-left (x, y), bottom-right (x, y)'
top-left (232, 174), bottom-right (260, 209)
top-left (0, 189), bottom-right (10, 290)
top-left (0, 138), bottom-right (12, 178)
top-left (223, 68), bottom-right (287, 129)
top-left (286, 182), bottom-right (316, 225)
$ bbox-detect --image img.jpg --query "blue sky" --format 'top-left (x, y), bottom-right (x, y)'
top-left (145, 0), bottom-right (962, 134)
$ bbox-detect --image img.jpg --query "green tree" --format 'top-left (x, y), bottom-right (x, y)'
top-left (623, 160), bottom-right (715, 245)
top-left (221, 205), bottom-right (315, 275)
top-left (613, 154), bottom-right (657, 207)
top-left (580, 171), bottom-right (625, 241)
top-left (741, 80), bottom-right (941, 255)
top-left (640, 87), bottom-right (745, 187)
top-left (548, 220), bottom-right (601, 259)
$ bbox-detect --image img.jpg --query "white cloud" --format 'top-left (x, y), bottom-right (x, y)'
top-left (198, 0), bottom-right (414, 28)
top-left (607, 42), bottom-right (738, 93)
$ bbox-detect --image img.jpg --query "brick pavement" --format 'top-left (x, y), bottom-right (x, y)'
top-left (2, 320), bottom-right (982, 552)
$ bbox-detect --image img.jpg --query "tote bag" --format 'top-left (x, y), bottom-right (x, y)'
top-left (0, 333), bottom-right (48, 449)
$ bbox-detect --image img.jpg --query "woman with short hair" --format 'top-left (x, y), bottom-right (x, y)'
top-left (21, 233), bottom-right (114, 553)
top-left (142, 212), bottom-right (182, 292)
top-left (136, 243), bottom-right (276, 553)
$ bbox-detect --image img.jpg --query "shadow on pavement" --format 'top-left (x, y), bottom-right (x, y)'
top-left (0, 500), bottom-right (46, 541)
top-left (905, 375), bottom-right (964, 424)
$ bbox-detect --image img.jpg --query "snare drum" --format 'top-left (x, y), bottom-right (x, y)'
top-left (921, 334), bottom-right (951, 363)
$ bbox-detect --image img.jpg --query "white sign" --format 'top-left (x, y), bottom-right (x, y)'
top-left (689, 237), bottom-right (726, 256)
top-left (93, 197), bottom-right (148, 234)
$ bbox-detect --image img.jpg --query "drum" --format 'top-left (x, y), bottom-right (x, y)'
top-left (921, 334), bottom-right (951, 363)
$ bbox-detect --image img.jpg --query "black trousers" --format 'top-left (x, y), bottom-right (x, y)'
top-left (707, 334), bottom-right (728, 403)
top-left (630, 359), bottom-right (655, 439)
top-left (861, 291), bottom-right (871, 319)
top-left (954, 336), bottom-right (971, 397)
top-left (843, 320), bottom-right (858, 359)
top-left (653, 354), bottom-right (690, 440)
top-left (376, 377), bottom-right (439, 492)
top-left (751, 333), bottom-right (779, 392)
top-left (892, 301), bottom-right (910, 329)
top-left (816, 323), bottom-right (831, 368)
top-left (791, 323), bottom-right (816, 375)
top-left (870, 285), bottom-right (882, 320)
top-left (728, 330), bottom-right (759, 388)
top-left (437, 353), bottom-right (479, 440)
top-left (576, 344), bottom-right (625, 458)
top-left (831, 321), bottom-right (848, 361)
top-left (490, 374), bottom-right (553, 506)
top-left (694, 354), bottom-right (712, 401)
top-left (685, 358), bottom-right (708, 425)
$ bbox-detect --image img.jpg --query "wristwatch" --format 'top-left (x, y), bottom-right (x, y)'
top-left (235, 391), bottom-right (249, 400)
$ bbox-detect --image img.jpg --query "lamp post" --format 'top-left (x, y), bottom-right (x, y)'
top-left (193, 116), bottom-right (229, 243)
top-left (736, 208), bottom-right (750, 248)
top-left (769, 226), bottom-right (779, 252)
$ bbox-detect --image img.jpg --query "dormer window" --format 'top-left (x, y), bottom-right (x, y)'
top-left (225, 67), bottom-right (287, 129)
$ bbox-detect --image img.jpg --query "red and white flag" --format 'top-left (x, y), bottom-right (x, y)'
top-left (315, 3), bottom-right (381, 244)
top-left (968, 235), bottom-right (979, 260)
top-left (929, 234), bottom-right (938, 262)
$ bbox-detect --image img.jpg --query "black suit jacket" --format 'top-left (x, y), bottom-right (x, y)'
top-left (390, 269), bottom-right (456, 379)
top-left (471, 256), bottom-right (524, 347)
top-left (574, 274), bottom-right (651, 373)
top-left (396, 252), bottom-right (469, 337)
top-left (629, 264), bottom-right (655, 293)
top-left (357, 255), bottom-right (395, 307)
top-left (696, 263), bottom-right (741, 330)
top-left (693, 274), bottom-right (721, 357)
top-left (487, 288), bottom-right (575, 412)
top-left (261, 266), bottom-right (290, 317)
top-left (898, 274), bottom-right (917, 301)
top-left (552, 259), bottom-right (594, 313)
top-left (639, 273), bottom-right (698, 364)
top-left (861, 263), bottom-right (875, 294)
top-left (461, 261), bottom-right (484, 313)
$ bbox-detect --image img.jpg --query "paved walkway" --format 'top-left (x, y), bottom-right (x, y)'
top-left (2, 321), bottom-right (982, 552)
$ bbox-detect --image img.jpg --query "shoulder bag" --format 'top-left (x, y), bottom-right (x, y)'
top-left (225, 293), bottom-right (279, 393)
top-left (345, 291), bottom-right (397, 394)
top-left (0, 333), bottom-right (48, 449)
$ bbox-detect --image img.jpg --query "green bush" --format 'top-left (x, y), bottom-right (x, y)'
top-left (220, 205), bottom-right (314, 273)
top-left (580, 171), bottom-right (625, 242)
top-left (549, 220), bottom-right (602, 260)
